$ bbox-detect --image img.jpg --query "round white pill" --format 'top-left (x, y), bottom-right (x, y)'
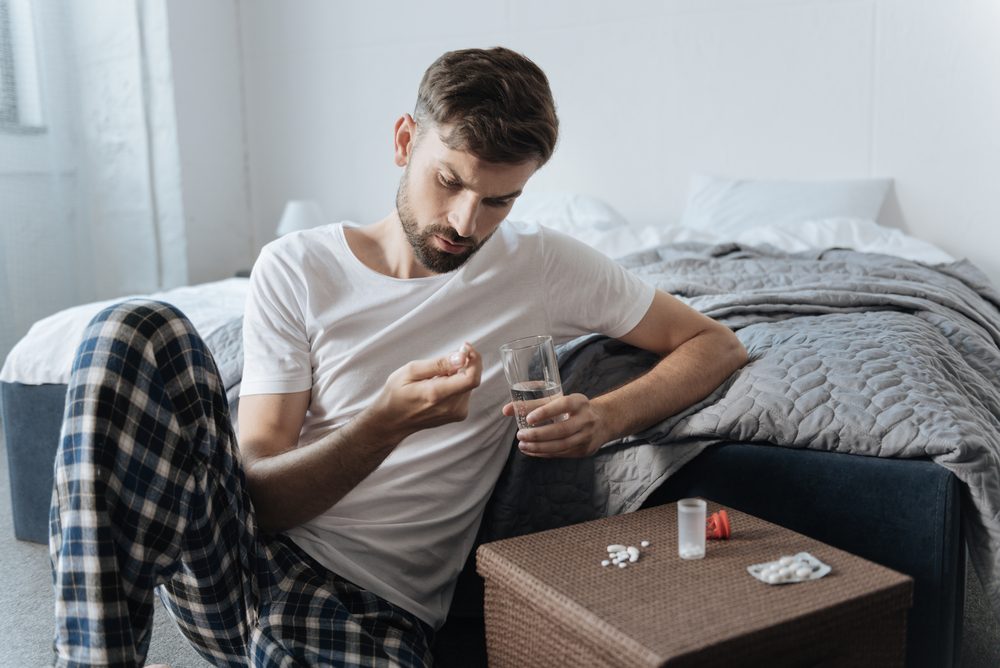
top-left (640, 540), bottom-right (650, 547)
top-left (601, 560), bottom-right (610, 567)
top-left (778, 556), bottom-right (794, 566)
top-left (778, 566), bottom-right (794, 578)
top-left (795, 567), bottom-right (812, 579)
top-left (618, 562), bottom-right (628, 569)
top-left (766, 573), bottom-right (781, 584)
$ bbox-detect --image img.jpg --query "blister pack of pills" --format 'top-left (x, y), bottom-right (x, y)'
top-left (747, 552), bottom-right (831, 585)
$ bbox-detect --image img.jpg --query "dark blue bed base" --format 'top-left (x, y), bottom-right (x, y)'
top-left (3, 381), bottom-right (965, 668)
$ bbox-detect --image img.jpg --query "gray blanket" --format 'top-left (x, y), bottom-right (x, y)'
top-left (481, 242), bottom-right (1000, 619)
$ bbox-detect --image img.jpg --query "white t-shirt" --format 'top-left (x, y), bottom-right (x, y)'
top-left (241, 220), bottom-right (655, 628)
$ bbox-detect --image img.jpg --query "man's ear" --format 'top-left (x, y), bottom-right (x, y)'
top-left (393, 114), bottom-right (417, 167)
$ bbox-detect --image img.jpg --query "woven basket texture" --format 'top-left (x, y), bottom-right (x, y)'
top-left (477, 502), bottom-right (912, 667)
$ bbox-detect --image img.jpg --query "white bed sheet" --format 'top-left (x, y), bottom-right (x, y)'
top-left (0, 278), bottom-right (249, 386)
top-left (609, 218), bottom-right (955, 265)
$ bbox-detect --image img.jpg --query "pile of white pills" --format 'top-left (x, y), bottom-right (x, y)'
top-left (600, 541), bottom-right (651, 569)
top-left (747, 552), bottom-right (831, 585)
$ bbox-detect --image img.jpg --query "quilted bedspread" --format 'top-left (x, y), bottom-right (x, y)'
top-left (480, 242), bottom-right (1000, 618)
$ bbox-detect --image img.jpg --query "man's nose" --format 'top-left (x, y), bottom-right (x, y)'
top-left (447, 193), bottom-right (480, 239)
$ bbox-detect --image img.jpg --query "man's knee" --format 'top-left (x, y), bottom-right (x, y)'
top-left (88, 299), bottom-right (194, 342)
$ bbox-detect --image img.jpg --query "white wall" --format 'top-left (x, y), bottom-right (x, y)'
top-left (166, 0), bottom-right (254, 285)
top-left (0, 1), bottom-right (167, 361)
top-left (236, 0), bottom-right (1000, 289)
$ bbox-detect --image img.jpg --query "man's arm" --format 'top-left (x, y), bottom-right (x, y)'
top-left (510, 290), bottom-right (747, 457)
top-left (239, 345), bottom-right (482, 533)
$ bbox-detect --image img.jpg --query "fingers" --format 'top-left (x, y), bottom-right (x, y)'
top-left (515, 393), bottom-right (599, 459)
top-left (413, 343), bottom-right (483, 398)
top-left (522, 393), bottom-right (581, 428)
top-left (401, 343), bottom-right (481, 381)
top-left (517, 415), bottom-right (576, 443)
top-left (517, 424), bottom-right (592, 458)
top-left (404, 343), bottom-right (474, 380)
top-left (518, 436), bottom-right (587, 458)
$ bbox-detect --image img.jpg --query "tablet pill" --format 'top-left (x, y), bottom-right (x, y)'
top-left (778, 556), bottom-right (794, 566)
top-left (618, 562), bottom-right (627, 569)
top-left (640, 540), bottom-right (650, 547)
top-left (601, 560), bottom-right (610, 567)
top-left (627, 546), bottom-right (640, 562)
top-left (795, 567), bottom-right (812, 579)
top-left (607, 544), bottom-right (627, 553)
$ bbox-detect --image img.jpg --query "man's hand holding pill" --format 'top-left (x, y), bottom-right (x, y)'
top-left (371, 342), bottom-right (483, 441)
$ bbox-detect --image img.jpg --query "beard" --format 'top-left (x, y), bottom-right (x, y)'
top-left (396, 167), bottom-right (495, 274)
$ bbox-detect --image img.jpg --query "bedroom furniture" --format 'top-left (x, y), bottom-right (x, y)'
top-left (1, 209), bottom-right (990, 668)
top-left (436, 441), bottom-right (965, 668)
top-left (475, 502), bottom-right (913, 667)
top-left (1, 382), bottom-right (65, 543)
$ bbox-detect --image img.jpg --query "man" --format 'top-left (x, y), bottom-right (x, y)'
top-left (51, 47), bottom-right (746, 667)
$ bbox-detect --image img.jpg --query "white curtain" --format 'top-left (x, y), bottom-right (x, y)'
top-left (0, 0), bottom-right (186, 363)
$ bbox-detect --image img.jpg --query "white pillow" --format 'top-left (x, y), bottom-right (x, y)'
top-left (680, 173), bottom-right (892, 234)
top-left (508, 192), bottom-right (630, 235)
top-left (734, 218), bottom-right (954, 264)
top-left (507, 192), bottom-right (654, 258)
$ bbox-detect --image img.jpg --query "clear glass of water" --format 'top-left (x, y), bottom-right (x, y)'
top-left (677, 498), bottom-right (707, 560)
top-left (499, 335), bottom-right (565, 430)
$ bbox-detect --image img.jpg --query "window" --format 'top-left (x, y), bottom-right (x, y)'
top-left (0, 0), bottom-right (44, 133)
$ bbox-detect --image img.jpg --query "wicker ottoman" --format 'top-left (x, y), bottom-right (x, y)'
top-left (476, 501), bottom-right (913, 667)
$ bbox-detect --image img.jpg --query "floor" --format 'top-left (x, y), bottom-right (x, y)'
top-left (0, 422), bottom-right (207, 667)
top-left (1, 420), bottom-right (998, 667)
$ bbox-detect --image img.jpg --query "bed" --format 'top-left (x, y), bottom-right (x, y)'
top-left (2, 179), bottom-right (997, 668)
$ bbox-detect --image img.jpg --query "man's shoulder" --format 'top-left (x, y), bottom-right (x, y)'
top-left (252, 223), bottom-right (353, 289)
top-left (500, 219), bottom-right (616, 267)
top-left (259, 223), bottom-right (350, 268)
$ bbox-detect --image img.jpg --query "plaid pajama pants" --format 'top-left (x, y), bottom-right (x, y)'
top-left (49, 300), bottom-right (435, 667)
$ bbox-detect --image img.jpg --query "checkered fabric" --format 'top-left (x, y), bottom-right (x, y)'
top-left (49, 300), bottom-right (434, 667)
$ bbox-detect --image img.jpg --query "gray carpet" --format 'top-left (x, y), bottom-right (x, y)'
top-left (0, 422), bottom-right (207, 667)
top-left (1, 419), bottom-right (998, 667)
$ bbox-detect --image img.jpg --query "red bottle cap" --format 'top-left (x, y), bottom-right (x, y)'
top-left (706, 509), bottom-right (731, 540)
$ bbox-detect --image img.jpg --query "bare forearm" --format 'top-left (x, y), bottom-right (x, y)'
top-left (241, 345), bottom-right (483, 533)
top-left (244, 410), bottom-right (403, 533)
top-left (592, 328), bottom-right (747, 441)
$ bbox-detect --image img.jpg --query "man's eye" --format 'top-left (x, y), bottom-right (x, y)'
top-left (484, 199), bottom-right (513, 208)
top-left (438, 175), bottom-right (461, 189)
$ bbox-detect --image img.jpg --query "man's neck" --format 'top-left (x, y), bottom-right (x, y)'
top-left (343, 212), bottom-right (433, 280)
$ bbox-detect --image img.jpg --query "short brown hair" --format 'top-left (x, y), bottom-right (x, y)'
top-left (414, 47), bottom-right (559, 166)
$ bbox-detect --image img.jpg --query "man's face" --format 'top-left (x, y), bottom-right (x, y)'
top-left (395, 122), bottom-right (538, 274)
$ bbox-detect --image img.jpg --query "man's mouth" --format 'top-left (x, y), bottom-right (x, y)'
top-left (434, 235), bottom-right (472, 254)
